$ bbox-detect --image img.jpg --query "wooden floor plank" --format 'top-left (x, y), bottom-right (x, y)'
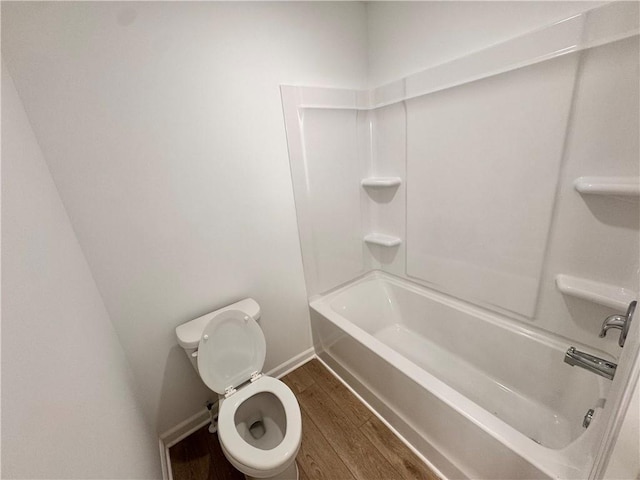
top-left (170, 426), bottom-right (244, 480)
top-left (298, 383), bottom-right (403, 480)
top-left (296, 409), bottom-right (356, 480)
top-left (361, 416), bottom-right (441, 480)
top-left (301, 359), bottom-right (372, 427)
top-left (298, 463), bottom-right (310, 480)
top-left (281, 362), bottom-right (315, 394)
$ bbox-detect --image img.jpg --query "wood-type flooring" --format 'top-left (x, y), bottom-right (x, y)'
top-left (170, 358), bottom-right (440, 480)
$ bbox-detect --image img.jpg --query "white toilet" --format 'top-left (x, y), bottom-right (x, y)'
top-left (176, 299), bottom-right (302, 480)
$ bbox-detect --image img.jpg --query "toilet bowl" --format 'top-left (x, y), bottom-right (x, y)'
top-left (218, 376), bottom-right (301, 479)
top-left (175, 299), bottom-right (302, 480)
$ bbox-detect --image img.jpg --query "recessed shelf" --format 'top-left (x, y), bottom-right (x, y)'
top-left (364, 233), bottom-right (402, 247)
top-left (556, 274), bottom-right (637, 310)
top-left (574, 177), bottom-right (640, 197)
top-left (361, 177), bottom-right (402, 188)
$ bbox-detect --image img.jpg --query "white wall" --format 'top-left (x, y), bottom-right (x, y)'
top-left (1, 1), bottom-right (367, 434)
top-left (366, 1), bottom-right (606, 87)
top-left (1, 63), bottom-right (161, 479)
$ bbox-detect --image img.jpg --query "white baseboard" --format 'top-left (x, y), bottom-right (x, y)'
top-left (158, 347), bottom-right (316, 480)
top-left (158, 438), bottom-right (171, 480)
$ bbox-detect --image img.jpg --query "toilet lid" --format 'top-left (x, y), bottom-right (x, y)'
top-left (197, 309), bottom-right (266, 394)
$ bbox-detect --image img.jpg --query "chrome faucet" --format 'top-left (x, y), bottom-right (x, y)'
top-left (599, 300), bottom-right (636, 348)
top-left (564, 347), bottom-right (617, 380)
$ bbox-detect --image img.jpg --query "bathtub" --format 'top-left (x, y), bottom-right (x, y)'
top-left (309, 271), bottom-right (611, 479)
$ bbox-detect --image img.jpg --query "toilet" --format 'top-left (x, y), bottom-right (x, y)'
top-left (175, 299), bottom-right (302, 480)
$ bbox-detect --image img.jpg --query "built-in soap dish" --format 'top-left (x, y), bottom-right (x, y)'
top-left (361, 177), bottom-right (402, 188)
top-left (555, 274), bottom-right (636, 310)
top-left (364, 233), bottom-right (402, 247)
top-left (574, 177), bottom-right (639, 197)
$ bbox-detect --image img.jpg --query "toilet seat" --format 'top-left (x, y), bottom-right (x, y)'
top-left (218, 375), bottom-right (302, 475)
top-left (197, 309), bottom-right (266, 395)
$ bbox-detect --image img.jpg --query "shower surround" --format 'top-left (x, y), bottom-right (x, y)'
top-left (282, 3), bottom-right (640, 479)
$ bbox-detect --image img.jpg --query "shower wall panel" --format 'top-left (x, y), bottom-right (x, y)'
top-left (405, 55), bottom-right (579, 317)
top-left (365, 103), bottom-right (407, 271)
top-left (295, 108), bottom-right (368, 295)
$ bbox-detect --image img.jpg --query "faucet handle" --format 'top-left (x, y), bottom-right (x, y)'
top-left (622, 300), bottom-right (637, 347)
top-left (600, 300), bottom-right (636, 347)
top-left (626, 300), bottom-right (637, 318)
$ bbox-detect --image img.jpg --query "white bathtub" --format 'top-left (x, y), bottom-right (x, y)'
top-left (309, 271), bottom-right (612, 479)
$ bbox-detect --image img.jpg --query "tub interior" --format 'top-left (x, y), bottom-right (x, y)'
top-left (326, 276), bottom-right (607, 449)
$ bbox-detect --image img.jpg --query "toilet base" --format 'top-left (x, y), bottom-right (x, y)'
top-left (244, 460), bottom-right (298, 480)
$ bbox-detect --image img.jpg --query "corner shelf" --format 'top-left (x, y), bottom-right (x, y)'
top-left (361, 177), bottom-right (402, 188)
top-left (555, 274), bottom-right (636, 311)
top-left (364, 233), bottom-right (402, 247)
top-left (574, 177), bottom-right (640, 197)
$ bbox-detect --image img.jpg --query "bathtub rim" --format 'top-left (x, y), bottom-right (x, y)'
top-left (310, 270), bottom-right (610, 479)
top-left (315, 269), bottom-right (615, 363)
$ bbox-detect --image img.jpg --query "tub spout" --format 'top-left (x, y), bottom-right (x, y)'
top-left (564, 347), bottom-right (617, 380)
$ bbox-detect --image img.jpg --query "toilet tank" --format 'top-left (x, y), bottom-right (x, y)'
top-left (175, 298), bottom-right (261, 371)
